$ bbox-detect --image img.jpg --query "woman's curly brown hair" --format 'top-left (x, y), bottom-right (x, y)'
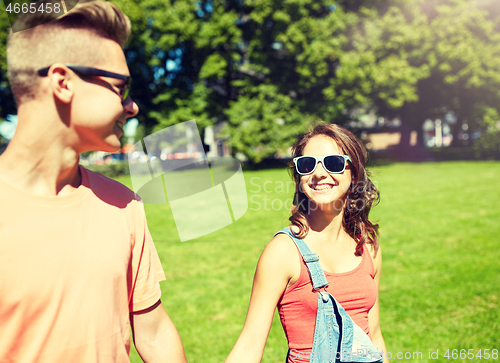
top-left (289, 121), bottom-right (381, 256)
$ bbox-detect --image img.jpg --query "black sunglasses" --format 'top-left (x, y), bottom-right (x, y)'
top-left (293, 154), bottom-right (352, 175)
top-left (37, 64), bottom-right (132, 104)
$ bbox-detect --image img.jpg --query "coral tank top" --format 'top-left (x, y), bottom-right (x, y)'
top-left (277, 243), bottom-right (377, 362)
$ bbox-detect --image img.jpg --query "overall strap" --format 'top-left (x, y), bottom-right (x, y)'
top-left (274, 227), bottom-right (329, 290)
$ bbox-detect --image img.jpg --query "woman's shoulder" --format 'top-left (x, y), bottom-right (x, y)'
top-left (269, 225), bottom-right (305, 252)
top-left (257, 227), bottom-right (303, 285)
top-left (265, 228), bottom-right (300, 258)
top-left (364, 242), bottom-right (382, 276)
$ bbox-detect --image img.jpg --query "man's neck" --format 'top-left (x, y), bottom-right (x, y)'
top-left (0, 143), bottom-right (82, 197)
top-left (0, 106), bottom-right (83, 197)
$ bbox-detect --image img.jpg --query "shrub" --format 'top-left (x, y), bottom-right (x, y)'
top-left (473, 130), bottom-right (500, 160)
top-left (84, 161), bottom-right (131, 178)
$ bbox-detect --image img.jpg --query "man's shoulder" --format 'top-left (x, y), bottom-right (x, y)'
top-left (82, 167), bottom-right (139, 207)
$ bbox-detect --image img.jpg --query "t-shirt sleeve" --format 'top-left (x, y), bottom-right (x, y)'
top-left (128, 199), bottom-right (166, 313)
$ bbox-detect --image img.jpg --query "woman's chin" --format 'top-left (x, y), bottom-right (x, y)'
top-left (307, 199), bottom-right (346, 215)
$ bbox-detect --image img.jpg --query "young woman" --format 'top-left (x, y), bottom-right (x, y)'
top-left (225, 122), bottom-right (388, 363)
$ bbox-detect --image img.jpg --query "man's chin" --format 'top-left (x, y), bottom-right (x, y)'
top-left (96, 142), bottom-right (122, 154)
top-left (107, 145), bottom-right (122, 153)
top-left (104, 136), bottom-right (123, 152)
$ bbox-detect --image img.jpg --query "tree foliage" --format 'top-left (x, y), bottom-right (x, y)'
top-left (0, 7), bottom-right (16, 117)
top-left (378, 0), bottom-right (500, 147)
top-left (1, 0), bottom-right (500, 162)
top-left (112, 0), bottom-right (434, 162)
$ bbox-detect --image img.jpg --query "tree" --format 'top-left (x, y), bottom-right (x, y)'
top-left (0, 5), bottom-right (17, 117)
top-left (2, 0), bottom-right (500, 162)
top-left (113, 0), bottom-right (243, 134)
top-left (109, 0), bottom-right (434, 163)
top-left (374, 0), bottom-right (500, 149)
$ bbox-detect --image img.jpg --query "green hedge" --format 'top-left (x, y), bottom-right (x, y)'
top-left (473, 130), bottom-right (500, 160)
top-left (83, 162), bottom-right (131, 178)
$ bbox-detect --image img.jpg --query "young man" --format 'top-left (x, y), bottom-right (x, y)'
top-left (0, 1), bottom-right (187, 362)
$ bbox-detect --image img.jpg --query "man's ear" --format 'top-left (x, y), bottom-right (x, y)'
top-left (48, 64), bottom-right (74, 104)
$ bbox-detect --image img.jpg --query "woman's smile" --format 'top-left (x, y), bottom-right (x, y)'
top-left (310, 182), bottom-right (336, 191)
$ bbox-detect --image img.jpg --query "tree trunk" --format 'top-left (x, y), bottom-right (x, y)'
top-left (394, 104), bottom-right (431, 161)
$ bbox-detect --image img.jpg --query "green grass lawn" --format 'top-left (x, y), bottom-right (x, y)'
top-left (114, 161), bottom-right (500, 363)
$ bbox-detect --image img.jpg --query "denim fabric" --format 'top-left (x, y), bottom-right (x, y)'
top-left (274, 228), bottom-right (384, 363)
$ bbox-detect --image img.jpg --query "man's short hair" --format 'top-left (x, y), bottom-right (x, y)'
top-left (7, 0), bottom-right (131, 105)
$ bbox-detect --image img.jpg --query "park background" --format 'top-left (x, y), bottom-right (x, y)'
top-left (0, 0), bottom-right (499, 362)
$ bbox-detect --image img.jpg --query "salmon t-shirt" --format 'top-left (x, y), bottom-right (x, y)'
top-left (0, 166), bottom-right (165, 363)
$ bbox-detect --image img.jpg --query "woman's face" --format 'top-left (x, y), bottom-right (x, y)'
top-left (299, 135), bottom-right (352, 213)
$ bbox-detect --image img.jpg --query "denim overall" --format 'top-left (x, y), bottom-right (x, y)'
top-left (275, 228), bottom-right (384, 363)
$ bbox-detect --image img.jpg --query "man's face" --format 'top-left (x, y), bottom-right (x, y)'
top-left (70, 38), bottom-right (138, 153)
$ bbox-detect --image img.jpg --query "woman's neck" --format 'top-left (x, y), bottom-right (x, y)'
top-left (305, 203), bottom-right (350, 244)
